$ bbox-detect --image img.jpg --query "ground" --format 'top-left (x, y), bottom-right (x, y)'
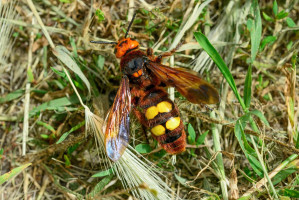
top-left (0, 0), bottom-right (298, 199)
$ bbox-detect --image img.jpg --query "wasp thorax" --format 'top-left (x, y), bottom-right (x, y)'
top-left (124, 57), bottom-right (146, 78)
top-left (115, 38), bottom-right (139, 58)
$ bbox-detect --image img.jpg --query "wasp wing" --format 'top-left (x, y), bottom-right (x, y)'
top-left (147, 62), bottom-right (219, 104)
top-left (104, 76), bottom-right (131, 162)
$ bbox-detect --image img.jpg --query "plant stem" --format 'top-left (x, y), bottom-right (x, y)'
top-left (211, 111), bottom-right (228, 200)
top-left (249, 117), bottom-right (279, 199)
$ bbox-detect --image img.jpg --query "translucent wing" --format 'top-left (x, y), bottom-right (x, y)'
top-left (147, 62), bottom-right (219, 104)
top-left (104, 76), bottom-right (131, 162)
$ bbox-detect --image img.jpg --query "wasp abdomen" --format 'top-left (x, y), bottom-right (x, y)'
top-left (139, 88), bottom-right (186, 154)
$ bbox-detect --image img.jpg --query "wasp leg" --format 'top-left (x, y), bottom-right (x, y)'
top-left (146, 48), bottom-right (157, 61)
top-left (141, 125), bottom-right (150, 144)
top-left (155, 42), bottom-right (183, 63)
top-left (132, 107), bottom-right (147, 126)
top-left (146, 48), bottom-right (154, 56)
top-left (132, 107), bottom-right (150, 144)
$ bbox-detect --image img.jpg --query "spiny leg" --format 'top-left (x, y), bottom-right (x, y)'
top-left (155, 42), bottom-right (183, 63)
top-left (132, 107), bottom-right (149, 144)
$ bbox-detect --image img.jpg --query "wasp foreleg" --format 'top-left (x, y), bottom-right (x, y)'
top-left (155, 42), bottom-right (183, 63)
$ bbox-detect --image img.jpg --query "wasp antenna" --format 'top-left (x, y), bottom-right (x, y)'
top-left (90, 41), bottom-right (118, 45)
top-left (124, 12), bottom-right (137, 38)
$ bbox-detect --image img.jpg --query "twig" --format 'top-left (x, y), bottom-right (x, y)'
top-left (187, 151), bottom-right (220, 184)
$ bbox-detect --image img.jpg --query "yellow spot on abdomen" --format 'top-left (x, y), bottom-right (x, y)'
top-left (145, 106), bottom-right (159, 120)
top-left (151, 125), bottom-right (165, 136)
top-left (157, 101), bottom-right (172, 113)
top-left (166, 117), bottom-right (180, 130)
top-left (145, 101), bottom-right (172, 120)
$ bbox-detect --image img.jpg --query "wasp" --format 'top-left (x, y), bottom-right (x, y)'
top-left (91, 13), bottom-right (219, 162)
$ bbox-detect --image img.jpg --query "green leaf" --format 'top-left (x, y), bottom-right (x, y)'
top-left (51, 67), bottom-right (67, 79)
top-left (277, 10), bottom-right (288, 19)
top-left (287, 41), bottom-right (293, 51)
top-left (194, 32), bottom-right (246, 110)
top-left (249, 0), bottom-right (262, 62)
top-left (153, 149), bottom-right (167, 158)
top-left (272, 167), bottom-right (297, 186)
top-left (249, 110), bottom-right (270, 127)
top-left (64, 154), bottom-right (71, 167)
top-left (29, 95), bottom-right (84, 117)
top-left (262, 12), bottom-right (274, 22)
top-left (0, 89), bottom-right (24, 104)
top-left (96, 55), bottom-right (105, 70)
top-left (273, 0), bottom-right (278, 16)
top-left (244, 65), bottom-right (252, 108)
top-left (53, 46), bottom-right (91, 99)
top-left (70, 37), bottom-right (78, 58)
top-left (93, 168), bottom-right (114, 178)
top-left (235, 116), bottom-right (263, 177)
top-left (40, 134), bottom-right (49, 139)
top-left (260, 36), bottom-right (277, 51)
top-left (0, 163), bottom-right (31, 185)
top-left (135, 143), bottom-right (152, 154)
top-left (87, 175), bottom-right (113, 198)
top-left (238, 115), bottom-right (256, 155)
top-left (27, 67), bottom-right (34, 83)
top-left (95, 9), bottom-right (105, 22)
top-left (238, 196), bottom-right (251, 200)
top-left (279, 189), bottom-right (299, 198)
top-left (196, 130), bottom-right (209, 146)
top-left (59, 0), bottom-right (72, 3)
top-left (67, 143), bottom-right (80, 154)
top-left (286, 17), bottom-right (296, 28)
top-left (56, 121), bottom-right (85, 144)
top-left (188, 124), bottom-right (196, 144)
top-left (174, 174), bottom-right (188, 187)
top-left (37, 121), bottom-right (55, 133)
top-left (0, 148), bottom-right (3, 159)
top-left (246, 18), bottom-right (253, 31)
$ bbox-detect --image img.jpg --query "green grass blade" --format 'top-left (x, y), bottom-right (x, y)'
top-left (273, 0), bottom-right (278, 16)
top-left (194, 32), bottom-right (246, 110)
top-left (244, 64), bottom-right (252, 108)
top-left (196, 130), bottom-right (209, 146)
top-left (37, 120), bottom-right (56, 133)
top-left (0, 163), bottom-right (31, 185)
top-left (53, 45), bottom-right (91, 99)
top-left (272, 156), bottom-right (298, 185)
top-left (135, 143), bottom-right (152, 154)
top-left (249, 110), bottom-right (270, 127)
top-left (278, 189), bottom-right (299, 198)
top-left (29, 95), bottom-right (84, 117)
top-left (235, 117), bottom-right (263, 177)
top-left (56, 121), bottom-right (85, 144)
top-left (87, 175), bottom-right (114, 198)
top-left (0, 89), bottom-right (24, 104)
top-left (93, 168), bottom-right (114, 178)
top-left (249, 0), bottom-right (262, 62)
top-left (210, 111), bottom-right (228, 200)
top-left (187, 123), bottom-right (196, 144)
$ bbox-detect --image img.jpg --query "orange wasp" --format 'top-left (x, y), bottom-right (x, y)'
top-left (91, 13), bottom-right (219, 162)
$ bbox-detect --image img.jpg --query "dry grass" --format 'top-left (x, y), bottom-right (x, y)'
top-left (0, 0), bottom-right (298, 199)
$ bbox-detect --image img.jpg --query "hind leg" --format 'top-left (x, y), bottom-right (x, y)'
top-left (132, 107), bottom-right (150, 143)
